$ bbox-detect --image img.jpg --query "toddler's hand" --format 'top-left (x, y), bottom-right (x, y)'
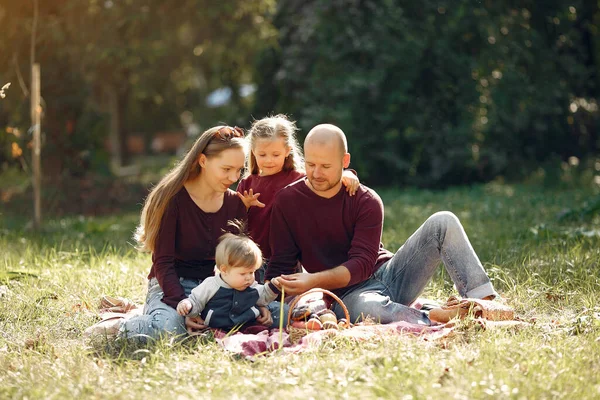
top-left (177, 299), bottom-right (192, 316)
top-left (256, 306), bottom-right (273, 326)
top-left (270, 277), bottom-right (281, 289)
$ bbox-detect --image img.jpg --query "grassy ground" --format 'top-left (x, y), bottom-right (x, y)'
top-left (1, 181), bottom-right (599, 399)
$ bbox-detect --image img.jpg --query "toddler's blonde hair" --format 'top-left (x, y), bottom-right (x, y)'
top-left (215, 221), bottom-right (262, 270)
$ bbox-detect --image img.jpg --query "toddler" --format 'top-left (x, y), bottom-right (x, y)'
top-left (177, 230), bottom-right (281, 330)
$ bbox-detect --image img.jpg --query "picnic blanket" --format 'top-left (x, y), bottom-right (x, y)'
top-left (84, 295), bottom-right (527, 357)
top-left (211, 321), bottom-right (457, 357)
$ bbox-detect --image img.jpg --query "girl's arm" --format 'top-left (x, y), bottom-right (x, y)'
top-left (237, 189), bottom-right (265, 210)
top-left (236, 178), bottom-right (265, 209)
top-left (341, 169), bottom-right (360, 196)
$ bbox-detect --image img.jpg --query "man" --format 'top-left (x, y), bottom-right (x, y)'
top-left (265, 124), bottom-right (498, 325)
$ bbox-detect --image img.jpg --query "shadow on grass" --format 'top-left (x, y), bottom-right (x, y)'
top-left (0, 270), bottom-right (39, 282)
top-left (86, 331), bottom-right (217, 363)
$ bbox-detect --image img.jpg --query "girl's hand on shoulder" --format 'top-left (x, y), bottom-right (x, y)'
top-left (341, 170), bottom-right (360, 196)
top-left (237, 189), bottom-right (266, 209)
top-left (177, 299), bottom-right (192, 316)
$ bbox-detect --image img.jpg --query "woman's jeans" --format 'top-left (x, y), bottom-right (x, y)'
top-left (119, 277), bottom-right (287, 342)
top-left (335, 211), bottom-right (498, 325)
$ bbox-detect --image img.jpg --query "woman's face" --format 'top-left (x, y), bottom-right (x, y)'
top-left (199, 148), bottom-right (246, 192)
top-left (252, 138), bottom-right (290, 176)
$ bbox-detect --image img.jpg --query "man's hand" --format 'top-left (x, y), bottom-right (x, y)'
top-left (237, 189), bottom-right (266, 209)
top-left (256, 306), bottom-right (273, 326)
top-left (277, 273), bottom-right (317, 295)
top-left (185, 316), bottom-right (208, 335)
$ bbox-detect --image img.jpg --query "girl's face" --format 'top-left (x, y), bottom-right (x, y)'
top-left (219, 264), bottom-right (256, 291)
top-left (199, 148), bottom-right (246, 192)
top-left (252, 138), bottom-right (290, 176)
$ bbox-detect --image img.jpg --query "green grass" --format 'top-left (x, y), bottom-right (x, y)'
top-left (1, 182), bottom-right (600, 399)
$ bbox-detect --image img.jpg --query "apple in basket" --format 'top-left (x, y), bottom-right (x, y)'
top-left (290, 318), bottom-right (324, 331)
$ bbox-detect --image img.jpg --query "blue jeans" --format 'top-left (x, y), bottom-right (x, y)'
top-left (334, 212), bottom-right (498, 325)
top-left (119, 277), bottom-right (288, 342)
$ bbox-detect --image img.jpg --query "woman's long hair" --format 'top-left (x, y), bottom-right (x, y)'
top-left (245, 114), bottom-right (304, 178)
top-left (135, 126), bottom-right (246, 252)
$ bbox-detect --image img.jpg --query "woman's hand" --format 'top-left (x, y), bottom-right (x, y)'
top-left (256, 306), bottom-right (273, 326)
top-left (341, 170), bottom-right (360, 196)
top-left (237, 189), bottom-right (266, 209)
top-left (185, 315), bottom-right (208, 335)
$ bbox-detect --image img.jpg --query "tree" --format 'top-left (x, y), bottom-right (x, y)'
top-left (0, 0), bottom-right (276, 176)
top-left (253, 0), bottom-right (599, 187)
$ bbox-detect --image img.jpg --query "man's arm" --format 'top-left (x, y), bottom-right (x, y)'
top-left (277, 266), bottom-right (351, 295)
top-left (342, 190), bottom-right (386, 285)
top-left (277, 190), bottom-right (385, 294)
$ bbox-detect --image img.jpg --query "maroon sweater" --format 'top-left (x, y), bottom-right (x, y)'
top-left (149, 188), bottom-right (247, 308)
top-left (237, 169), bottom-right (305, 258)
top-left (265, 179), bottom-right (393, 294)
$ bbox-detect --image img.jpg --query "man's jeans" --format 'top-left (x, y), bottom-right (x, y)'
top-left (119, 277), bottom-right (287, 342)
top-left (335, 211), bottom-right (497, 325)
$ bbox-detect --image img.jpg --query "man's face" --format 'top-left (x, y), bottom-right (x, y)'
top-left (304, 140), bottom-right (349, 198)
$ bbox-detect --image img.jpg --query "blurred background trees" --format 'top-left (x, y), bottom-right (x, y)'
top-left (0, 0), bottom-right (276, 177)
top-left (254, 0), bottom-right (599, 186)
top-left (0, 0), bottom-right (598, 194)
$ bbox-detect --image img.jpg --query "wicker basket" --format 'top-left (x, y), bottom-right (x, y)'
top-left (286, 288), bottom-right (351, 344)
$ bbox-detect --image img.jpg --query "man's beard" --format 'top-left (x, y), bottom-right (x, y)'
top-left (308, 176), bottom-right (341, 192)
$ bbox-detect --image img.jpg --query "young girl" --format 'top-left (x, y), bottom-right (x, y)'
top-left (177, 229), bottom-right (282, 330)
top-left (237, 115), bottom-right (359, 279)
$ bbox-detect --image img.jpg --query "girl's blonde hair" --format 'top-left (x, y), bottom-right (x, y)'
top-left (245, 114), bottom-right (304, 177)
top-left (215, 222), bottom-right (263, 270)
top-left (135, 126), bottom-right (245, 252)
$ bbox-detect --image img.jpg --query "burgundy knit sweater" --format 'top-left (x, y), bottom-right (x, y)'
top-left (148, 188), bottom-right (247, 308)
top-left (265, 179), bottom-right (393, 295)
top-left (237, 169), bottom-right (305, 258)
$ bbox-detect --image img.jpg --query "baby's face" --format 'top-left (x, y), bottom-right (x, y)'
top-left (220, 265), bottom-right (256, 291)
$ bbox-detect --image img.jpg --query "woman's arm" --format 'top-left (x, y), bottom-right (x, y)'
top-left (152, 200), bottom-right (186, 308)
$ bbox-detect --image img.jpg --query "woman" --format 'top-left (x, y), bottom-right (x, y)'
top-left (119, 125), bottom-right (282, 341)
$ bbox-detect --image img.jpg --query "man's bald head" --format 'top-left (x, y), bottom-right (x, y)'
top-left (304, 124), bottom-right (348, 158)
top-left (303, 124), bottom-right (351, 197)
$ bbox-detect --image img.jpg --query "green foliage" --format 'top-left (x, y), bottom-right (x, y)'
top-left (254, 0), bottom-right (599, 187)
top-left (1, 0), bottom-right (598, 186)
top-left (0, 0), bottom-right (276, 175)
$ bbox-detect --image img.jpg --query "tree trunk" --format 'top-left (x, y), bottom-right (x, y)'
top-left (107, 84), bottom-right (123, 170)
